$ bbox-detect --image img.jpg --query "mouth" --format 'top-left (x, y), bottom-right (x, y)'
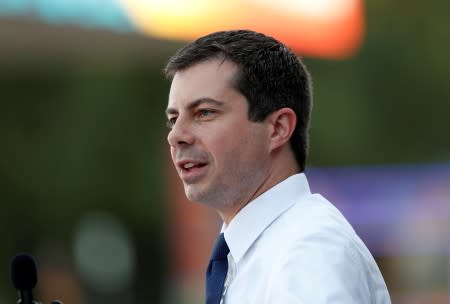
top-left (181, 161), bottom-right (207, 171)
top-left (177, 160), bottom-right (208, 182)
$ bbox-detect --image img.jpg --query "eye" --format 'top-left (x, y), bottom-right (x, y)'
top-left (166, 117), bottom-right (177, 129)
top-left (197, 109), bottom-right (215, 119)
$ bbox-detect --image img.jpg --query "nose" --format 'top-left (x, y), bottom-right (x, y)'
top-left (167, 117), bottom-right (195, 147)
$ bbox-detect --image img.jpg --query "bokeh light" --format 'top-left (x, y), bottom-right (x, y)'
top-left (73, 211), bottom-right (136, 294)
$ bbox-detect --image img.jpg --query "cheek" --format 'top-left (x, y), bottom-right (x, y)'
top-left (240, 127), bottom-right (270, 162)
top-left (213, 128), bottom-right (258, 163)
top-left (202, 118), bottom-right (266, 165)
top-left (208, 135), bottom-right (231, 158)
top-left (170, 147), bottom-right (177, 163)
top-left (201, 131), bottom-right (235, 167)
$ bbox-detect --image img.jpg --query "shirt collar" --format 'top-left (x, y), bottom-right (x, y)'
top-left (222, 173), bottom-right (311, 264)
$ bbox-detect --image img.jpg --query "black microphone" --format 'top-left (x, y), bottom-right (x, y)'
top-left (10, 253), bottom-right (37, 304)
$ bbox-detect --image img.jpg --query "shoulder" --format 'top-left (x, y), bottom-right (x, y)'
top-left (264, 193), bottom-right (358, 249)
top-left (260, 194), bottom-right (390, 303)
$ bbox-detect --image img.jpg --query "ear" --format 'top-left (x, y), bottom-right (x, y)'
top-left (266, 108), bottom-right (297, 152)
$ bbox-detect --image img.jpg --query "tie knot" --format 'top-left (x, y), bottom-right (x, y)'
top-left (211, 233), bottom-right (230, 260)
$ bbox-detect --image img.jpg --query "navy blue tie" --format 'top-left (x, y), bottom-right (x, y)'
top-left (206, 233), bottom-right (230, 304)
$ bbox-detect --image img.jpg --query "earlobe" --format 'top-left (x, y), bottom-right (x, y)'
top-left (268, 108), bottom-right (297, 151)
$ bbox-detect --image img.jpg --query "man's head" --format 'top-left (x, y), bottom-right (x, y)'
top-left (165, 30), bottom-right (312, 171)
top-left (165, 30), bottom-right (312, 222)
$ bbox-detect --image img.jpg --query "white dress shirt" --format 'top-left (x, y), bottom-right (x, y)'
top-left (220, 173), bottom-right (391, 303)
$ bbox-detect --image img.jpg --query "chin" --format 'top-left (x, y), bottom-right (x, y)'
top-left (184, 187), bottom-right (217, 207)
top-left (184, 187), bottom-right (204, 203)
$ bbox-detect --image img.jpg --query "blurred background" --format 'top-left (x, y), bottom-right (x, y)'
top-left (0, 0), bottom-right (449, 303)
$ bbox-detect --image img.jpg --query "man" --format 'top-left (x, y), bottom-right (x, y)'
top-left (164, 30), bottom-right (391, 303)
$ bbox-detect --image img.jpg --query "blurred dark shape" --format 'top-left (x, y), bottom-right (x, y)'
top-left (11, 253), bottom-right (37, 290)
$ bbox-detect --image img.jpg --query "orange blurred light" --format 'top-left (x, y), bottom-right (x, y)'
top-left (119, 0), bottom-right (365, 59)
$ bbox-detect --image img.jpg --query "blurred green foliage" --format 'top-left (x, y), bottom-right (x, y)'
top-left (0, 60), bottom-right (171, 302)
top-left (308, 0), bottom-right (450, 166)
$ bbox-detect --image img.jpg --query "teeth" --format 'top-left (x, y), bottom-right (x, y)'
top-left (184, 163), bottom-right (196, 169)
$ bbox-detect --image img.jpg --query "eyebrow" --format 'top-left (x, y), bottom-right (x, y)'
top-left (165, 98), bottom-right (225, 116)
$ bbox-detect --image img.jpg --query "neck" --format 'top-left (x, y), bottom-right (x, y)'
top-left (218, 149), bottom-right (299, 225)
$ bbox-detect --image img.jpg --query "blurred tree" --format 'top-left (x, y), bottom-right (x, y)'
top-left (0, 60), bottom-right (170, 303)
top-left (307, 0), bottom-right (450, 166)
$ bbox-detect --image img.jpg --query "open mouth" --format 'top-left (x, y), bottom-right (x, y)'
top-left (181, 162), bottom-right (207, 171)
top-left (178, 160), bottom-right (209, 182)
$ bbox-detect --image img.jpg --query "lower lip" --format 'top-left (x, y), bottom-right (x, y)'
top-left (180, 165), bottom-right (208, 183)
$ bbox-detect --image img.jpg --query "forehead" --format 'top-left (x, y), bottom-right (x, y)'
top-left (167, 59), bottom-right (240, 109)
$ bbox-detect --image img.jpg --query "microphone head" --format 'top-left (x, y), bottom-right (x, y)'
top-left (10, 253), bottom-right (38, 290)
